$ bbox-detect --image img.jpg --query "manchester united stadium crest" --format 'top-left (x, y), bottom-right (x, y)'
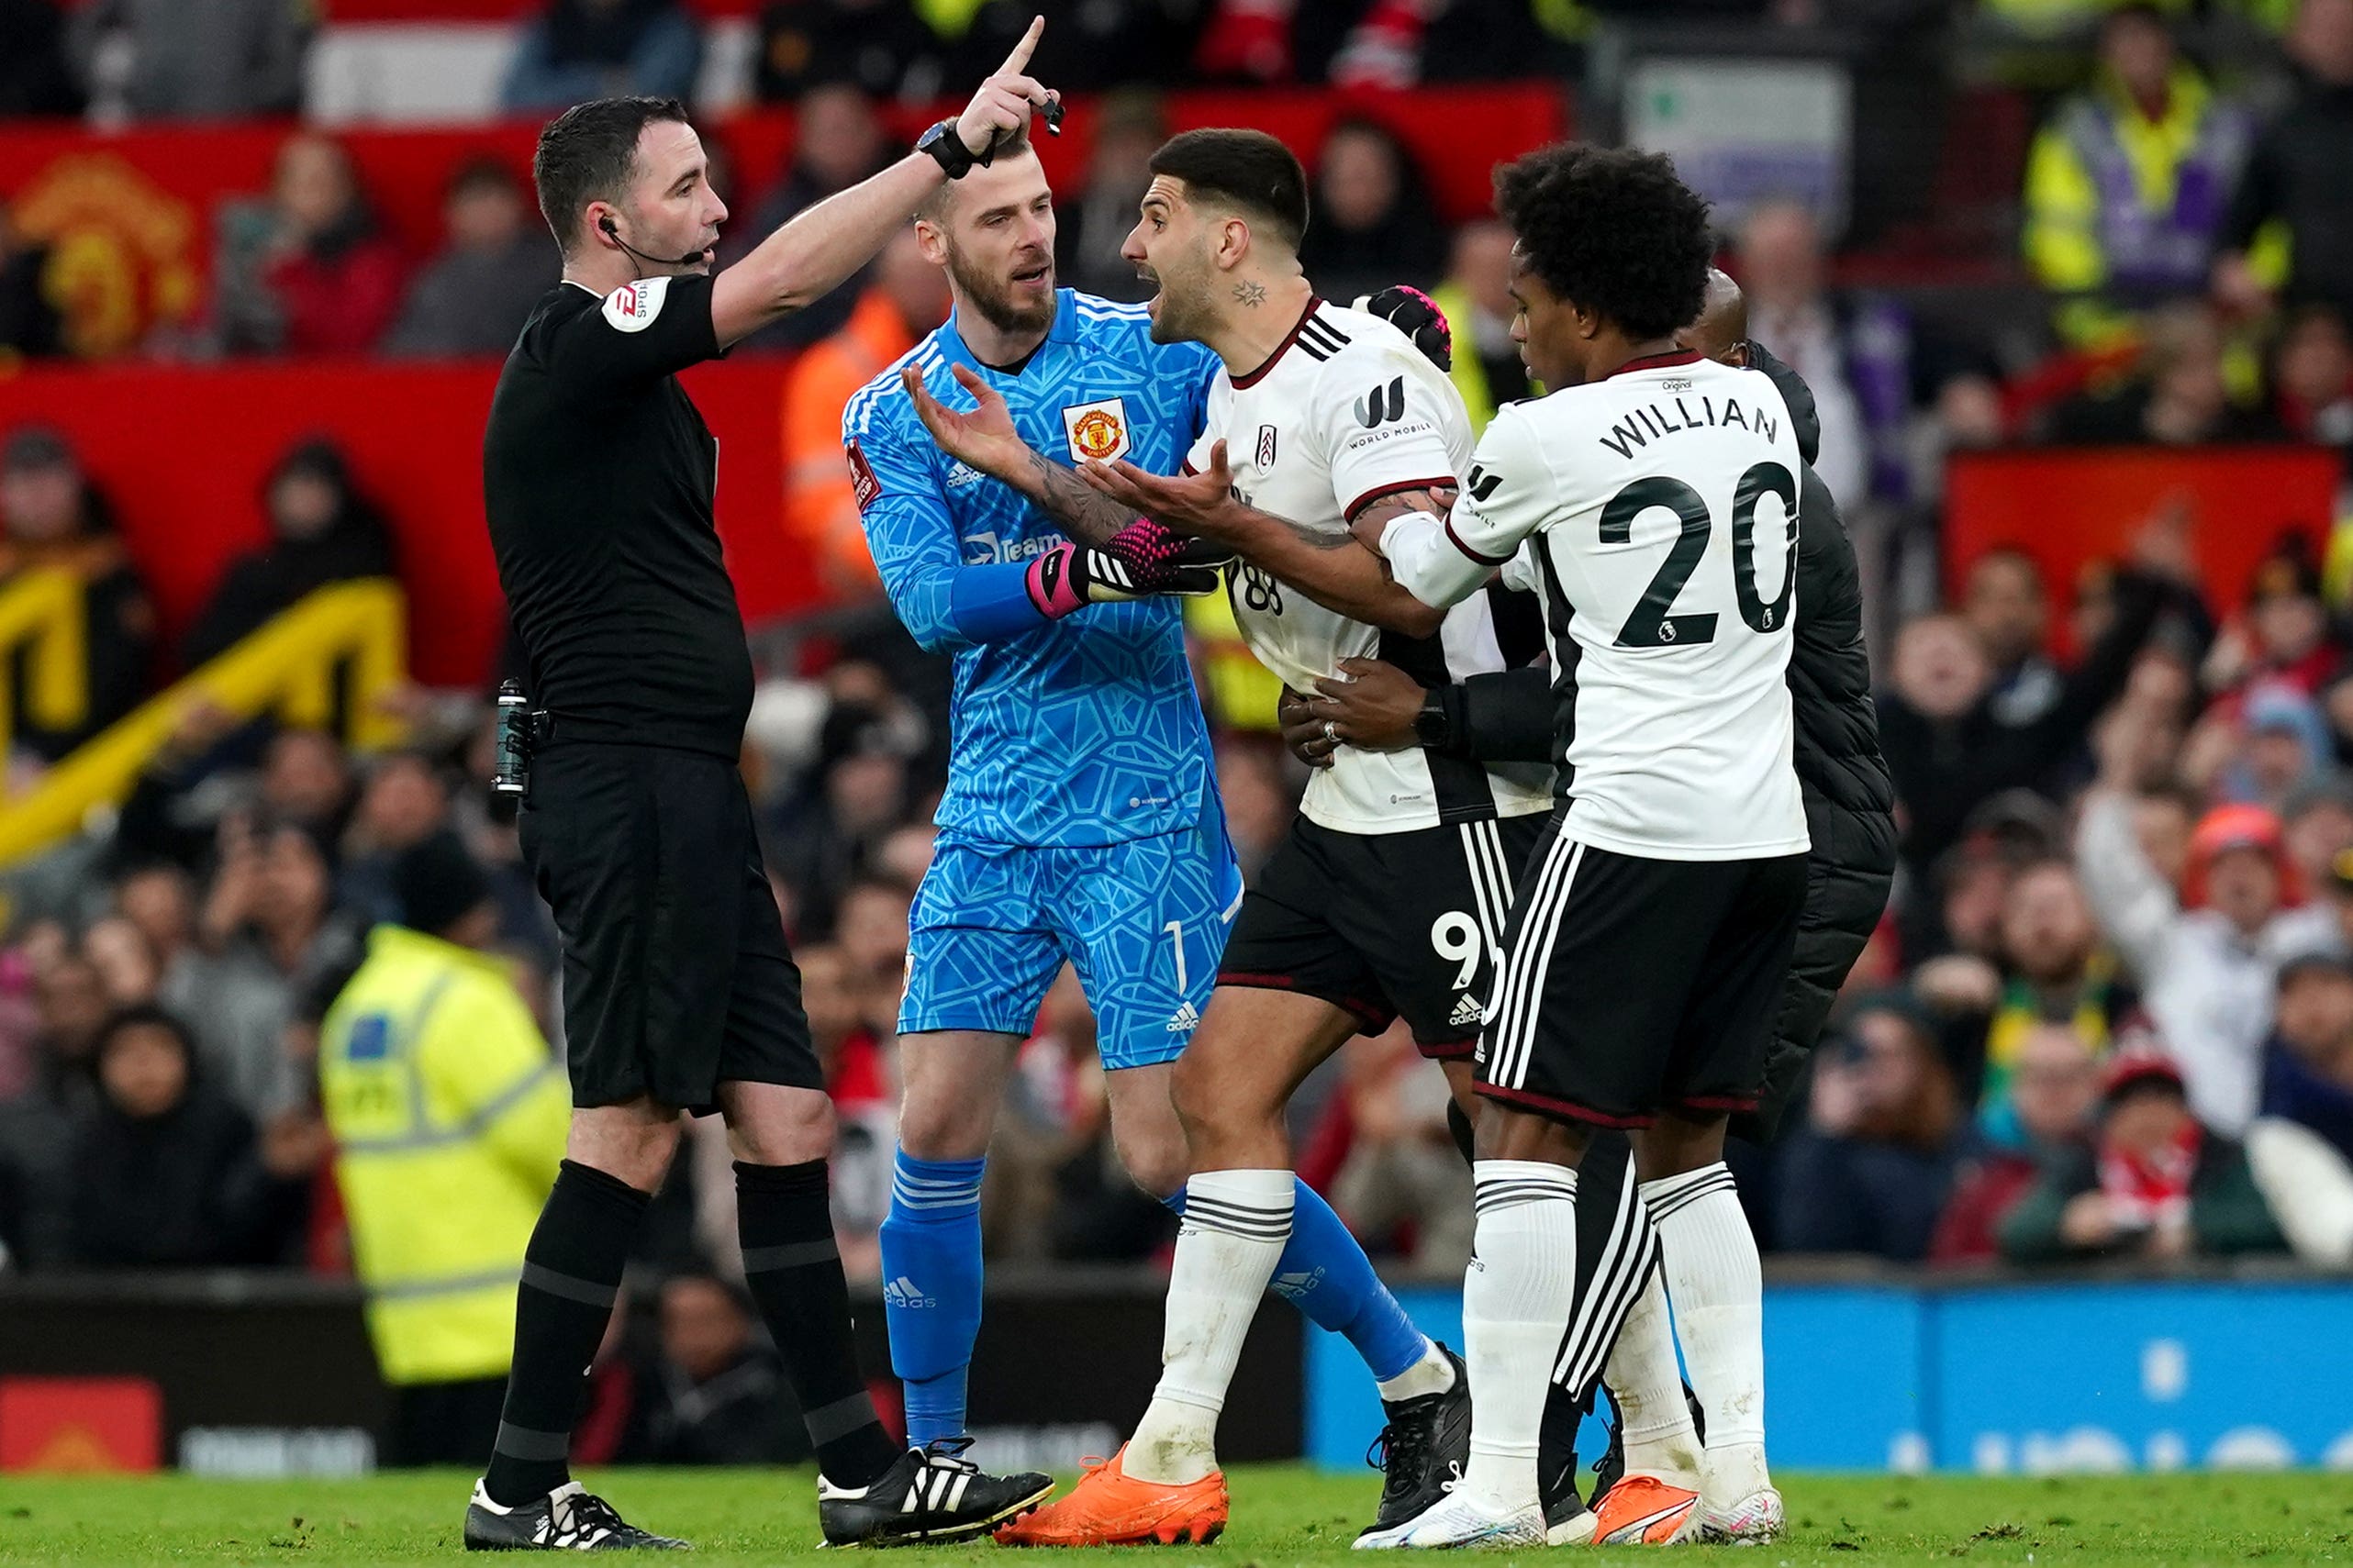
top-left (1061, 397), bottom-right (1131, 464)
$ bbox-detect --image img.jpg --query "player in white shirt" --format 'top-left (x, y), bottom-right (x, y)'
top-left (914, 129), bottom-right (1553, 1546)
top-left (1351, 145), bottom-right (1811, 1549)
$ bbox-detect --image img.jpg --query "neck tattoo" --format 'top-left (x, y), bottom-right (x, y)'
top-left (1233, 280), bottom-right (1266, 307)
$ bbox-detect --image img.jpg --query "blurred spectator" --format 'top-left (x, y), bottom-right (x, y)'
top-left (339, 751), bottom-right (456, 927)
top-left (1054, 91), bottom-right (1166, 304)
top-left (1932, 1023), bottom-right (2103, 1264)
top-left (1776, 996), bottom-right (1976, 1262)
top-left (0, 0), bottom-right (83, 117)
top-left (2200, 543), bottom-right (2339, 708)
top-left (1428, 219), bottom-right (1530, 435)
top-left (171, 817), bottom-right (364, 1121)
top-left (1998, 1048), bottom-right (2285, 1262)
top-left (2269, 304), bottom-right (2353, 445)
top-left (113, 713), bottom-right (355, 877)
top-left (183, 439), bottom-right (397, 669)
top-left (2023, 6), bottom-right (2254, 349)
top-left (2281, 780), bottom-right (2353, 893)
top-left (2215, 0), bottom-right (2353, 320)
top-left (65, 1006), bottom-right (309, 1267)
top-left (753, 0), bottom-right (948, 103)
top-left (0, 946), bottom-right (108, 1265)
top-left (1328, 1023), bottom-right (1471, 1270)
top-left (2047, 304), bottom-right (2286, 443)
top-left (1880, 561), bottom-right (2175, 882)
top-left (0, 202), bottom-right (65, 362)
top-left (0, 427), bottom-right (156, 761)
top-left (620, 1271), bottom-right (803, 1464)
top-left (1934, 858), bottom-right (2140, 1134)
top-left (2246, 952), bottom-right (2353, 1264)
top-left (781, 228), bottom-right (948, 599)
top-left (382, 158), bottom-right (560, 361)
top-left (729, 83), bottom-right (895, 353)
top-left (1736, 201), bottom-right (1870, 507)
top-left (768, 668), bottom-right (925, 929)
top-left (501, 0), bottom-right (702, 114)
top-left (214, 135), bottom-right (409, 358)
top-left (832, 874), bottom-right (910, 1005)
top-left (1297, 117), bottom-right (1446, 304)
top-left (2076, 795), bottom-right (2336, 1134)
top-left (319, 829), bottom-right (567, 1466)
top-left (69, 0), bottom-right (307, 122)
top-left (1964, 550), bottom-right (2061, 730)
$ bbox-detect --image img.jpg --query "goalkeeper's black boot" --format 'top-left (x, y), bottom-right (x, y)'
top-left (463, 1480), bottom-right (688, 1551)
top-left (818, 1438), bottom-right (1053, 1547)
top-left (1538, 1380), bottom-right (1595, 1545)
top-left (1356, 1342), bottom-right (1473, 1540)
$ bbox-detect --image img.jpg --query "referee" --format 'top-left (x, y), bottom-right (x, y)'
top-left (467, 21), bottom-right (1058, 1552)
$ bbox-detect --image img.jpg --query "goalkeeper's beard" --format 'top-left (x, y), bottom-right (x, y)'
top-left (944, 243), bottom-right (1055, 337)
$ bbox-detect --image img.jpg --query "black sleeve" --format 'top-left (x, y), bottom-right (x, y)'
top-left (547, 272), bottom-right (721, 387)
top-left (1442, 666), bottom-right (1555, 763)
top-left (1745, 340), bottom-right (1822, 470)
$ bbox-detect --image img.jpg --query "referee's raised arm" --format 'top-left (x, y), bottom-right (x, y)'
top-left (708, 17), bottom-right (1054, 348)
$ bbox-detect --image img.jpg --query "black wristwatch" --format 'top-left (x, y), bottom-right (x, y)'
top-left (918, 118), bottom-right (985, 179)
top-left (1413, 688), bottom-right (1455, 751)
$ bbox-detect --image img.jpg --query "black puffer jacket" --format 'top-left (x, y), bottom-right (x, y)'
top-left (1438, 345), bottom-right (1894, 1140)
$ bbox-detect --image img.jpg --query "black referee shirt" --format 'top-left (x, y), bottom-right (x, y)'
top-left (484, 272), bottom-right (753, 759)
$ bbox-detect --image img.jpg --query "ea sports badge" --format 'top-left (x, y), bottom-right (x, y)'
top-left (602, 276), bottom-right (670, 333)
top-left (1062, 397), bottom-right (1131, 464)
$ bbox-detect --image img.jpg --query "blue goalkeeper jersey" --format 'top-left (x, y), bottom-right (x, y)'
top-left (845, 289), bottom-right (1221, 850)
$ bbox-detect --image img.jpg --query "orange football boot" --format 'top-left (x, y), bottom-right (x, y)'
top-left (993, 1446), bottom-right (1229, 1547)
top-left (1586, 1474), bottom-right (1703, 1545)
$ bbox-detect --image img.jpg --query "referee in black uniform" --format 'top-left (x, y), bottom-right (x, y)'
top-left (465, 19), bottom-right (1060, 1552)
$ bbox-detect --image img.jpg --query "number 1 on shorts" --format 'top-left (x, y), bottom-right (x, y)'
top-left (1165, 918), bottom-right (1188, 993)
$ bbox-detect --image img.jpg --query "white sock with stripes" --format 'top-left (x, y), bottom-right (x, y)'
top-left (1461, 1160), bottom-right (1579, 1515)
top-left (1640, 1163), bottom-right (1768, 1505)
top-left (1123, 1168), bottom-right (1294, 1485)
top-left (1602, 1267), bottom-right (1704, 1488)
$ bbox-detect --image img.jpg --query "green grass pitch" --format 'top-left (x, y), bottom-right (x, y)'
top-left (1, 1468), bottom-right (2346, 1566)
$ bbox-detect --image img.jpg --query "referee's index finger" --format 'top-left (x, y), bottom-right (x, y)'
top-left (998, 15), bottom-right (1044, 75)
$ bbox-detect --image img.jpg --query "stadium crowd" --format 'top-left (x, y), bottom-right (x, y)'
top-left (3, 0), bottom-right (2353, 1453)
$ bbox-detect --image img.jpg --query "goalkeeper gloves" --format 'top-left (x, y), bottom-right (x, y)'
top-left (1023, 517), bottom-right (1232, 619)
top-left (1354, 284), bottom-right (1453, 373)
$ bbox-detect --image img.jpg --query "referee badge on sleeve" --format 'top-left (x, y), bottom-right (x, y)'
top-left (1062, 398), bottom-right (1131, 464)
top-left (602, 276), bottom-right (670, 332)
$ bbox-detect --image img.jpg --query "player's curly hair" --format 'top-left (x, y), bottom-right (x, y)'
top-left (1493, 144), bottom-right (1713, 340)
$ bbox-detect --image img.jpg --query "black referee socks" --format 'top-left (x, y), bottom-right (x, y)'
top-left (736, 1158), bottom-right (900, 1487)
top-left (484, 1159), bottom-right (650, 1507)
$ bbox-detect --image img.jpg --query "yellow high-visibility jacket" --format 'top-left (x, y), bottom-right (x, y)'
top-left (318, 925), bottom-right (568, 1386)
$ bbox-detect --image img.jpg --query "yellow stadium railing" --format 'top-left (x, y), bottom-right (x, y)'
top-left (0, 568), bottom-right (91, 760)
top-left (0, 578), bottom-right (408, 867)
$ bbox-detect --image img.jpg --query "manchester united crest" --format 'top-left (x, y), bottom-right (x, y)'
top-left (1061, 397), bottom-right (1131, 464)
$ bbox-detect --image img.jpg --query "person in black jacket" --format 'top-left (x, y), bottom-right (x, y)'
top-left (182, 438), bottom-right (396, 670)
top-left (1277, 272), bottom-right (1896, 1530)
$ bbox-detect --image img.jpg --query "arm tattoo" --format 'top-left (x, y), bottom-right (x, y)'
top-left (1350, 487), bottom-right (1460, 533)
top-left (1234, 280), bottom-right (1267, 307)
top-left (1020, 448), bottom-right (1141, 548)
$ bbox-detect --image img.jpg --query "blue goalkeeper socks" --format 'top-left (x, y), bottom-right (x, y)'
top-left (1168, 1174), bottom-right (1428, 1385)
top-left (878, 1150), bottom-right (987, 1447)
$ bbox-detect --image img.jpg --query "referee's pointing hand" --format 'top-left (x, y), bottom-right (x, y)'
top-left (955, 16), bottom-right (1059, 160)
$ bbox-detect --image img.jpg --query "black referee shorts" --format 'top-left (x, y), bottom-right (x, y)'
top-left (519, 740), bottom-right (822, 1113)
top-left (1477, 806), bottom-right (1806, 1129)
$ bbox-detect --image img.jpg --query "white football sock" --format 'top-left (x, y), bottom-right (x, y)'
top-left (1461, 1160), bottom-right (1579, 1515)
top-left (1375, 1338), bottom-right (1455, 1403)
top-left (1123, 1168), bottom-right (1294, 1485)
top-left (1640, 1163), bottom-right (1768, 1504)
top-left (1601, 1267), bottom-right (1704, 1489)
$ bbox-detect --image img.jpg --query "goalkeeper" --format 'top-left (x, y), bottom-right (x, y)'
top-left (844, 129), bottom-right (1465, 1504)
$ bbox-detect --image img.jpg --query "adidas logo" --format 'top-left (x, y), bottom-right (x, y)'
top-left (1268, 1267), bottom-right (1325, 1301)
top-left (1450, 993), bottom-right (1486, 1029)
top-left (945, 461), bottom-right (987, 490)
top-left (882, 1274), bottom-right (936, 1308)
top-left (1166, 1001), bottom-right (1201, 1033)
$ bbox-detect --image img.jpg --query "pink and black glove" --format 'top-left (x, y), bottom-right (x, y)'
top-left (1354, 285), bottom-right (1453, 373)
top-left (1023, 518), bottom-right (1232, 618)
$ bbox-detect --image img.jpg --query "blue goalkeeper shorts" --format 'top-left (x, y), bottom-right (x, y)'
top-left (899, 790), bottom-right (1243, 1070)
